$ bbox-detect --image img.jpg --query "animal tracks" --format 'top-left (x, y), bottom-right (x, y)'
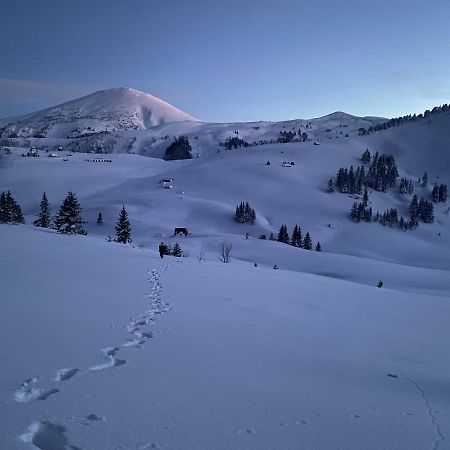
top-left (387, 373), bottom-right (445, 450)
top-left (17, 264), bottom-right (172, 445)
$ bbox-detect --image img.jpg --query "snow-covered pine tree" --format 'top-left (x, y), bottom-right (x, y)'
top-left (97, 212), bottom-right (103, 225)
top-left (432, 183), bottom-right (440, 202)
top-left (234, 201), bottom-right (256, 224)
top-left (418, 199), bottom-right (434, 223)
top-left (0, 191), bottom-right (24, 224)
top-left (361, 149), bottom-right (371, 164)
top-left (422, 172), bottom-right (428, 187)
top-left (171, 242), bottom-right (183, 257)
top-left (327, 178), bottom-right (334, 192)
top-left (363, 187), bottom-right (369, 206)
top-left (315, 242), bottom-right (321, 252)
top-left (303, 232), bottom-right (313, 250)
top-left (277, 224), bottom-right (290, 244)
top-left (33, 192), bottom-right (51, 228)
top-left (409, 194), bottom-right (419, 225)
top-left (53, 191), bottom-right (87, 235)
top-left (290, 225), bottom-right (303, 247)
top-left (115, 205), bottom-right (132, 243)
top-left (439, 184), bottom-right (447, 202)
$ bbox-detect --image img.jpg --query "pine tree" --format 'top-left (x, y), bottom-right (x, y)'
top-left (290, 225), bottom-right (303, 247)
top-left (33, 192), bottom-right (51, 228)
top-left (53, 191), bottom-right (87, 235)
top-left (422, 172), bottom-right (428, 187)
top-left (432, 183), bottom-right (439, 202)
top-left (234, 201), bottom-right (256, 224)
top-left (303, 232), bottom-right (312, 250)
top-left (327, 178), bottom-right (334, 192)
top-left (361, 149), bottom-right (371, 164)
top-left (0, 191), bottom-right (24, 224)
top-left (97, 212), bottom-right (103, 225)
top-left (269, 232), bottom-right (276, 241)
top-left (115, 205), bottom-right (131, 243)
top-left (350, 202), bottom-right (359, 221)
top-left (315, 242), bottom-right (321, 252)
top-left (439, 184), bottom-right (448, 202)
top-left (0, 192), bottom-right (6, 223)
top-left (277, 224), bottom-right (290, 244)
top-left (362, 187), bottom-right (369, 206)
top-left (171, 242), bottom-right (183, 257)
top-left (409, 194), bottom-right (419, 225)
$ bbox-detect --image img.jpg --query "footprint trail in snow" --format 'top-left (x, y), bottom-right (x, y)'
top-left (15, 264), bottom-right (172, 446)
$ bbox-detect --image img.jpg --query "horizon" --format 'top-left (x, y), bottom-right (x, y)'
top-left (1, 0), bottom-right (450, 122)
top-left (0, 84), bottom-right (447, 124)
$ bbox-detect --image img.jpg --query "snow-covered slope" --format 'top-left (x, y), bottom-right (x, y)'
top-left (1, 100), bottom-right (450, 449)
top-left (1, 225), bottom-right (449, 450)
top-left (0, 87), bottom-right (385, 156)
top-left (0, 87), bottom-right (198, 138)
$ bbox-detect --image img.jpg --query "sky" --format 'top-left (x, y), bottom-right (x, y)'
top-left (1, 0), bottom-right (450, 122)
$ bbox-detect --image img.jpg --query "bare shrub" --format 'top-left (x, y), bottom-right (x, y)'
top-left (218, 241), bottom-right (232, 263)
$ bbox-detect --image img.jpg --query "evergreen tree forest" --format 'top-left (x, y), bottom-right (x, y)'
top-left (275, 224), bottom-right (319, 251)
top-left (358, 103), bottom-right (450, 135)
top-left (164, 136), bottom-right (193, 161)
top-left (234, 202), bottom-right (256, 224)
top-left (334, 152), bottom-right (399, 194)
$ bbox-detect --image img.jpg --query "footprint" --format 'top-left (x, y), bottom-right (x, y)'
top-left (295, 419), bottom-right (308, 425)
top-left (102, 347), bottom-right (119, 357)
top-left (14, 381), bottom-right (59, 403)
top-left (237, 428), bottom-right (255, 434)
top-left (19, 421), bottom-right (82, 450)
top-left (88, 356), bottom-right (126, 372)
top-left (85, 413), bottom-right (105, 421)
top-left (55, 368), bottom-right (79, 382)
top-left (122, 338), bottom-right (144, 348)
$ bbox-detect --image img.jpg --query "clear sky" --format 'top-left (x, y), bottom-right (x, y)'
top-left (1, 0), bottom-right (450, 122)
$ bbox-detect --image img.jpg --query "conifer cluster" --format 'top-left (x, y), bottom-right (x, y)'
top-left (431, 183), bottom-right (447, 203)
top-left (276, 224), bottom-right (318, 251)
top-left (358, 103), bottom-right (450, 135)
top-left (335, 152), bottom-right (398, 194)
top-left (234, 202), bottom-right (256, 224)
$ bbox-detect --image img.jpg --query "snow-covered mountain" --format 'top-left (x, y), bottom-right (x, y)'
top-left (0, 87), bottom-right (385, 156)
top-left (0, 87), bottom-right (198, 138)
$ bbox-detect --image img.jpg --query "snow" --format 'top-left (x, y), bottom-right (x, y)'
top-left (0, 87), bottom-right (198, 138)
top-left (1, 98), bottom-right (450, 449)
top-left (1, 226), bottom-right (450, 449)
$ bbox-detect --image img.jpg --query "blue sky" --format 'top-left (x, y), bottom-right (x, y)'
top-left (1, 0), bottom-right (449, 122)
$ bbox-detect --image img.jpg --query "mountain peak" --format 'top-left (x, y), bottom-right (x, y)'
top-left (0, 87), bottom-right (198, 133)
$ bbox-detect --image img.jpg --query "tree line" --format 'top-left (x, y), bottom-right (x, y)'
top-left (358, 103), bottom-right (450, 135)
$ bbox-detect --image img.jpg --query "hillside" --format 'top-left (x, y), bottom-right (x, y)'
top-left (0, 88), bottom-right (385, 156)
top-left (1, 100), bottom-right (449, 449)
top-left (1, 226), bottom-right (449, 450)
